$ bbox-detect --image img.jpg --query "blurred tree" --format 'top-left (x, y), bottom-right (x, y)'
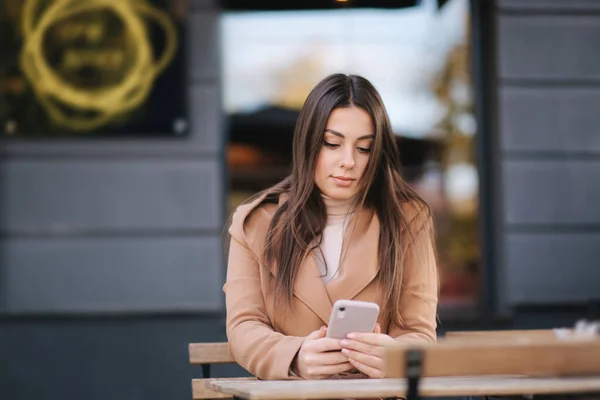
top-left (430, 11), bottom-right (480, 299)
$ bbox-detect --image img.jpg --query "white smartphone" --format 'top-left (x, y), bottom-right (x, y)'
top-left (326, 299), bottom-right (380, 339)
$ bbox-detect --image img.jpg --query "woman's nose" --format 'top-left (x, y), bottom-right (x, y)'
top-left (340, 149), bottom-right (355, 169)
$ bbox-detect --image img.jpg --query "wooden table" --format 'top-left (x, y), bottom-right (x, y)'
top-left (207, 375), bottom-right (600, 400)
top-left (201, 337), bottom-right (600, 400)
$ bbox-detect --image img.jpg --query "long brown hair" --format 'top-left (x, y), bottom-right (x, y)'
top-left (244, 73), bottom-right (433, 325)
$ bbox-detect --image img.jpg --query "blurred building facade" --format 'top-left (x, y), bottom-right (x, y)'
top-left (1, 0), bottom-right (599, 399)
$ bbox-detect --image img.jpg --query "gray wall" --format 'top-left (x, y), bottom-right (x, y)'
top-left (0, 1), bottom-right (231, 399)
top-left (495, 0), bottom-right (600, 308)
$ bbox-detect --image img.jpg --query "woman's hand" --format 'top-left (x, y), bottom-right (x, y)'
top-left (293, 326), bottom-right (353, 379)
top-left (340, 323), bottom-right (396, 378)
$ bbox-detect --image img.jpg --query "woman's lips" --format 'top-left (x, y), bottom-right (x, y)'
top-left (332, 176), bottom-right (355, 187)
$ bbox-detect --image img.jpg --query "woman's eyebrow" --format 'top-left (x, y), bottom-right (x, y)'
top-left (325, 129), bottom-right (374, 140)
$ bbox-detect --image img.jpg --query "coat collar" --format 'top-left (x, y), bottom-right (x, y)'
top-left (273, 194), bottom-right (380, 325)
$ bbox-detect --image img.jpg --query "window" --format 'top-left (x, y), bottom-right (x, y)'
top-left (222, 0), bottom-right (479, 307)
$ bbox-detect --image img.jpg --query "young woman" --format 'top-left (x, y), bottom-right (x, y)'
top-left (224, 73), bottom-right (438, 380)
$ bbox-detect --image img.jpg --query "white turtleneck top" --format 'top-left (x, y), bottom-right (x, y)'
top-left (317, 194), bottom-right (356, 284)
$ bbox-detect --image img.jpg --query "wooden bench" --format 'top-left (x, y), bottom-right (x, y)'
top-left (188, 342), bottom-right (254, 399)
top-left (385, 336), bottom-right (600, 378)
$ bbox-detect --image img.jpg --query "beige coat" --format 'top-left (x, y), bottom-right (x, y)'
top-left (224, 194), bottom-right (438, 380)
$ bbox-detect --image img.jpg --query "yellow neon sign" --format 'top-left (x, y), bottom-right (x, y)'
top-left (20, 0), bottom-right (178, 131)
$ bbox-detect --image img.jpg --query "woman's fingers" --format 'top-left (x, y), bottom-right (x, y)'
top-left (306, 326), bottom-right (327, 339)
top-left (311, 362), bottom-right (353, 377)
top-left (301, 349), bottom-right (348, 368)
top-left (373, 323), bottom-right (381, 334)
top-left (318, 350), bottom-right (351, 365)
top-left (348, 357), bottom-right (385, 378)
top-left (340, 338), bottom-right (383, 358)
top-left (346, 332), bottom-right (389, 345)
top-left (310, 337), bottom-right (343, 352)
top-left (342, 348), bottom-right (383, 370)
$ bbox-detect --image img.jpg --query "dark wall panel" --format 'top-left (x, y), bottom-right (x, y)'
top-left (498, 15), bottom-right (600, 80)
top-left (0, 236), bottom-right (223, 314)
top-left (0, 317), bottom-right (249, 400)
top-left (498, 0), bottom-right (600, 11)
top-left (500, 87), bottom-right (600, 153)
top-left (496, 4), bottom-right (600, 308)
top-left (189, 83), bottom-right (222, 152)
top-left (503, 160), bottom-right (600, 226)
top-left (505, 233), bottom-right (600, 304)
top-left (189, 12), bottom-right (220, 80)
top-left (2, 160), bottom-right (222, 233)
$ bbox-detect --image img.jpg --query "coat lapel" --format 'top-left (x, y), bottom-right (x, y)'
top-left (292, 252), bottom-right (333, 325)
top-left (268, 194), bottom-right (379, 325)
top-left (326, 207), bottom-right (380, 303)
top-left (269, 193), bottom-right (333, 325)
top-left (268, 249), bottom-right (333, 325)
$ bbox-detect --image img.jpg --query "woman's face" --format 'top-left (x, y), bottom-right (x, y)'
top-left (314, 106), bottom-right (374, 201)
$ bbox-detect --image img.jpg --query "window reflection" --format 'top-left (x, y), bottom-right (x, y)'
top-left (222, 0), bottom-right (479, 307)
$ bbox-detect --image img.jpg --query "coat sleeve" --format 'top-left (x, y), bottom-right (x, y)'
top-left (388, 206), bottom-right (438, 344)
top-left (224, 205), bottom-right (305, 380)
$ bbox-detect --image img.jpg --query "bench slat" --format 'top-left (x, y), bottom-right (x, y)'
top-left (385, 337), bottom-right (600, 378)
top-left (445, 329), bottom-right (559, 341)
top-left (189, 343), bottom-right (234, 364)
